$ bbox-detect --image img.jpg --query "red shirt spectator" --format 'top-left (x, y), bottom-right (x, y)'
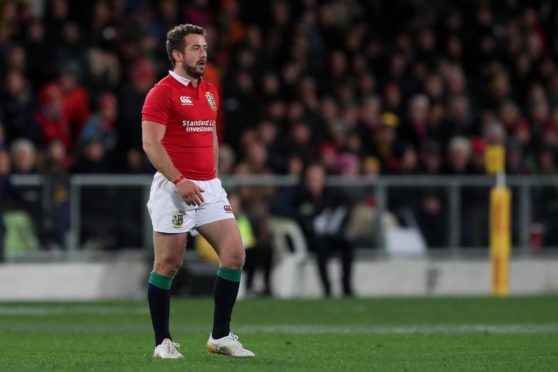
top-left (35, 83), bottom-right (71, 151)
top-left (59, 70), bottom-right (90, 136)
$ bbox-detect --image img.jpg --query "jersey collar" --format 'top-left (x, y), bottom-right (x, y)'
top-left (169, 70), bottom-right (191, 87)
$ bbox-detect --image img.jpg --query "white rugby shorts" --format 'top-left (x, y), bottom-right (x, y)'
top-left (147, 172), bottom-right (235, 233)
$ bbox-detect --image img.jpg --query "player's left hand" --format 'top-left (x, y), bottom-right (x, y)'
top-left (176, 179), bottom-right (205, 206)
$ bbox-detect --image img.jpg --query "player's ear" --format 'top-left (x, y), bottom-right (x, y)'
top-left (172, 50), bottom-right (183, 64)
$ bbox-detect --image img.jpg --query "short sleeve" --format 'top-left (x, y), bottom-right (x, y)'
top-left (142, 85), bottom-right (170, 125)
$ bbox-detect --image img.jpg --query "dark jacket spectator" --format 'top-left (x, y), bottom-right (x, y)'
top-left (271, 163), bottom-right (354, 296)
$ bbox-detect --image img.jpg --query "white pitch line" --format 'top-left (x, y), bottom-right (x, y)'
top-left (0, 306), bottom-right (556, 335)
top-left (0, 322), bottom-right (556, 335)
top-left (0, 306), bottom-right (149, 316)
top-left (236, 324), bottom-right (558, 335)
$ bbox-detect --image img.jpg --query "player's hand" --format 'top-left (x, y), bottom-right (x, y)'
top-left (176, 179), bottom-right (205, 206)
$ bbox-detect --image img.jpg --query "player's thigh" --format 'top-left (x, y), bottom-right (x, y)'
top-left (153, 231), bottom-right (187, 269)
top-left (197, 219), bottom-right (244, 267)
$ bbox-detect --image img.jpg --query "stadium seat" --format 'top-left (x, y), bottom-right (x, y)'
top-left (3, 210), bottom-right (40, 259)
top-left (268, 217), bottom-right (309, 298)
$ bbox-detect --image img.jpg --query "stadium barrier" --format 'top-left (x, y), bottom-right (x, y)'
top-left (2, 174), bottom-right (558, 299)
top-left (7, 174), bottom-right (558, 255)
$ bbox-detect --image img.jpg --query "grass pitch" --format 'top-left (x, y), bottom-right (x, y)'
top-left (0, 296), bottom-right (556, 371)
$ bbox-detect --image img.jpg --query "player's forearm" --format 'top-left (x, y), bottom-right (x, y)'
top-left (143, 141), bottom-right (182, 182)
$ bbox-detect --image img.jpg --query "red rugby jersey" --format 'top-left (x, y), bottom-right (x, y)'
top-left (142, 73), bottom-right (218, 180)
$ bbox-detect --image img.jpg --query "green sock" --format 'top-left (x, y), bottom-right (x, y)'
top-left (217, 267), bottom-right (242, 282)
top-left (213, 267), bottom-right (241, 338)
top-left (149, 271), bottom-right (172, 290)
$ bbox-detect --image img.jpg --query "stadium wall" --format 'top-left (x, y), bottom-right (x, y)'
top-left (271, 258), bottom-right (558, 298)
top-left (0, 262), bottom-right (146, 300)
top-left (0, 258), bottom-right (557, 300)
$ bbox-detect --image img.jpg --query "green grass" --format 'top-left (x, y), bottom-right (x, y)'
top-left (0, 297), bottom-right (557, 371)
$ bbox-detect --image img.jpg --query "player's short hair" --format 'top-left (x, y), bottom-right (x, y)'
top-left (166, 24), bottom-right (206, 68)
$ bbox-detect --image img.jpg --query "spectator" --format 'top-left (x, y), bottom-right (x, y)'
top-left (506, 139), bottom-right (528, 175)
top-left (41, 140), bottom-right (71, 250)
top-left (358, 95), bottom-right (381, 135)
top-left (73, 137), bottom-right (109, 174)
top-left (470, 138), bottom-right (487, 175)
top-left (8, 139), bottom-right (42, 245)
top-left (117, 58), bottom-right (156, 156)
top-left (444, 95), bottom-right (474, 140)
top-left (256, 120), bottom-right (282, 172)
top-left (443, 137), bottom-right (473, 175)
top-left (418, 140), bottom-right (442, 175)
top-left (10, 138), bottom-right (38, 174)
top-left (382, 82), bottom-right (403, 118)
top-left (335, 152), bottom-right (361, 177)
top-left (414, 140), bottom-right (448, 247)
top-left (23, 19), bottom-right (49, 88)
top-left (285, 153), bottom-right (305, 177)
top-left (284, 121), bottom-right (314, 164)
top-left (318, 142), bottom-right (339, 175)
top-left (1, 70), bottom-right (42, 146)
top-left (367, 112), bottom-right (403, 173)
top-left (218, 144), bottom-right (236, 176)
top-left (39, 64), bottom-right (91, 147)
top-left (35, 83), bottom-right (71, 151)
top-left (72, 136), bottom-right (115, 249)
top-left (79, 92), bottom-right (118, 152)
top-left (402, 94), bottom-right (431, 148)
top-left (272, 163), bottom-right (354, 297)
top-left (361, 156), bottom-right (380, 177)
top-left (123, 148), bottom-right (152, 174)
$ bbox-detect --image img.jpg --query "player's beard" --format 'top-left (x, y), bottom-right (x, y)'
top-left (184, 60), bottom-right (205, 79)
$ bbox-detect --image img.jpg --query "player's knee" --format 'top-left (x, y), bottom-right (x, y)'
top-left (153, 257), bottom-right (183, 277)
top-left (223, 248), bottom-right (245, 270)
top-left (237, 249), bottom-right (246, 267)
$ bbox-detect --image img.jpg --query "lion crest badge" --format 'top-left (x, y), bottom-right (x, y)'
top-left (172, 210), bottom-right (185, 228)
top-left (205, 91), bottom-right (217, 111)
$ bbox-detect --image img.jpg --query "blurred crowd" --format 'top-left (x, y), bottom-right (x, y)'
top-left (2, 0), bottom-right (558, 260)
top-left (2, 0), bottom-right (558, 176)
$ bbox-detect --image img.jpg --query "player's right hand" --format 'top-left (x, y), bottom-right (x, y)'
top-left (176, 179), bottom-right (205, 206)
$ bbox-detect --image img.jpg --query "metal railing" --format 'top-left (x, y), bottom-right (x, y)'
top-left (8, 174), bottom-right (558, 259)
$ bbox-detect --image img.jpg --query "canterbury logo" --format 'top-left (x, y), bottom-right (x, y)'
top-left (180, 96), bottom-right (193, 105)
top-left (224, 205), bottom-right (233, 213)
